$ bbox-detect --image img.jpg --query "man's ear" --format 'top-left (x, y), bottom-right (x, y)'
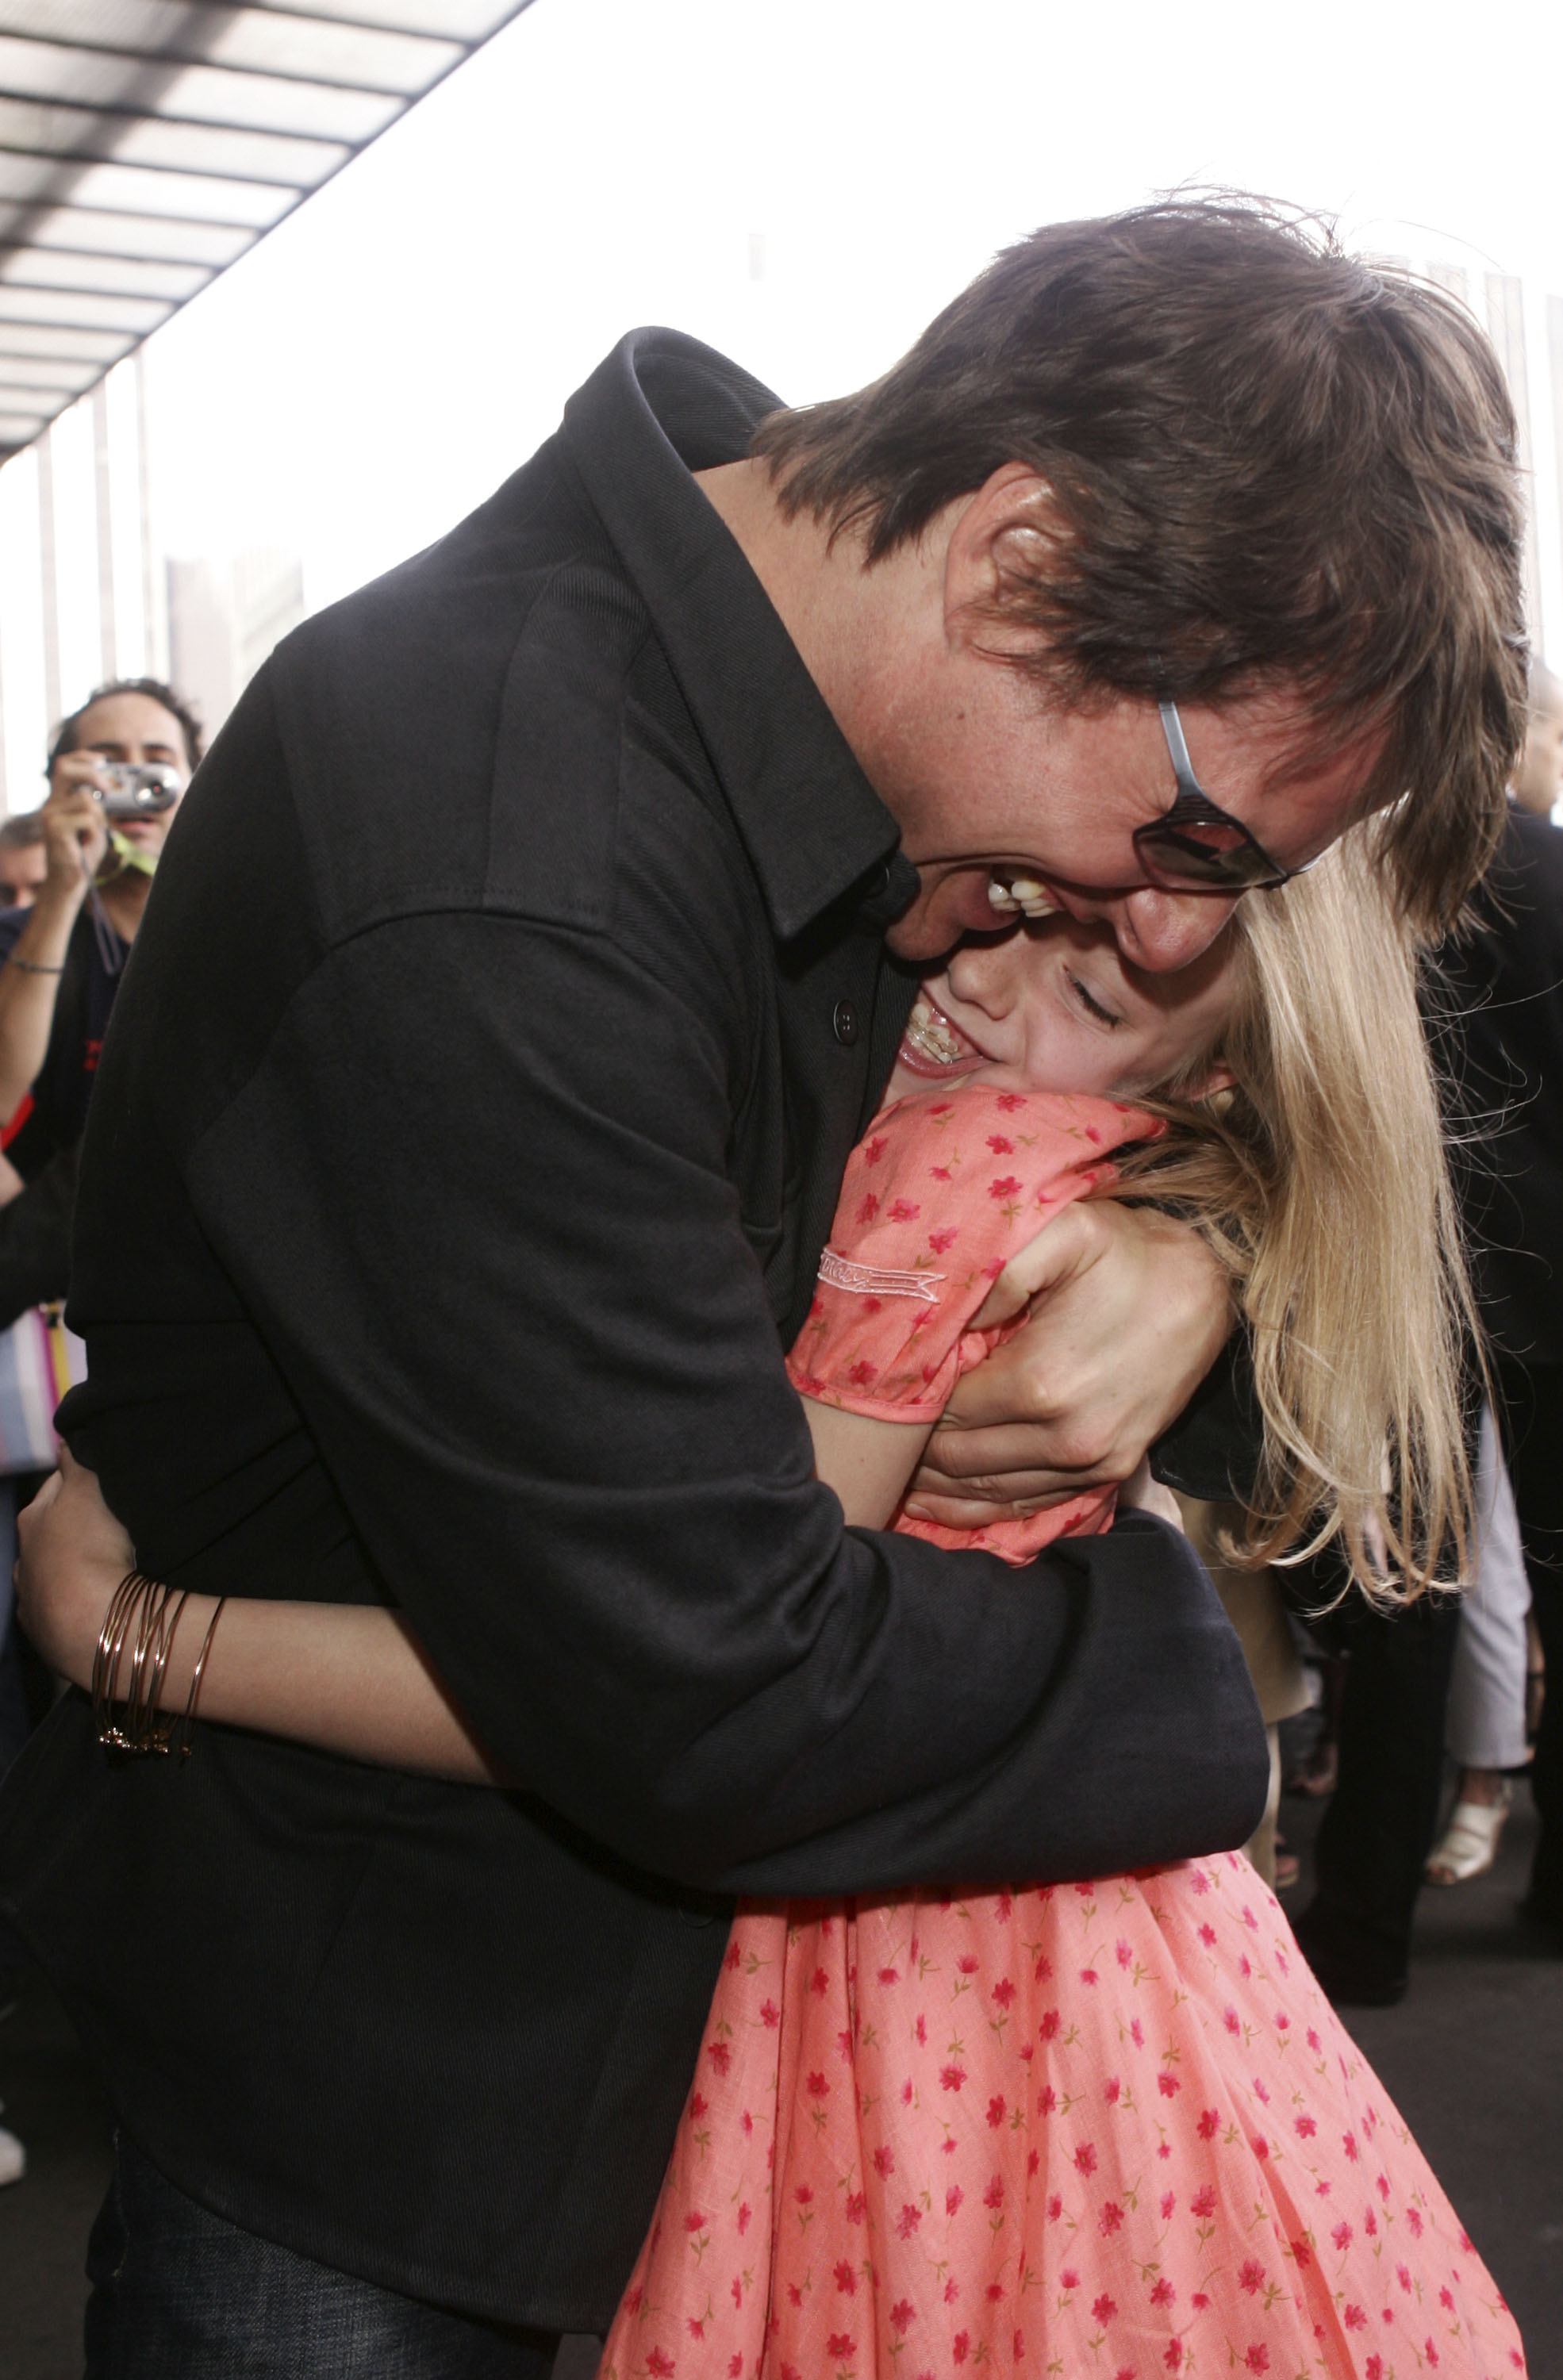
top-left (942, 463), bottom-right (1070, 657)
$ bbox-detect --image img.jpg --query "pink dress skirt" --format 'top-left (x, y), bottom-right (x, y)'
top-left (597, 1088), bottom-right (1525, 2380)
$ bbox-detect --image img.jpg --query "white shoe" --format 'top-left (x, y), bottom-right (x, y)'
top-left (0, 2115), bottom-right (25, 2186)
top-left (1426, 1783), bottom-right (1513, 1885)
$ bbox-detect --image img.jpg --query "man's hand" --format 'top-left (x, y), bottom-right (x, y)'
top-left (903, 1201), bottom-right (1232, 1525)
top-left (40, 752), bottom-right (112, 897)
top-left (14, 1448), bottom-right (136, 1688)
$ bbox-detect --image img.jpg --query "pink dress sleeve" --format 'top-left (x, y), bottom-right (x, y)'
top-left (785, 1086), bottom-right (1158, 1422)
top-left (786, 1086), bottom-right (1161, 1566)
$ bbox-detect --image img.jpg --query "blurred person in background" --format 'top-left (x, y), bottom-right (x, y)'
top-left (1295, 659), bottom-right (1563, 2001)
top-left (0, 683), bottom-right (200, 1700)
top-left (0, 815), bottom-right (48, 912)
top-left (1426, 1401), bottom-right (1533, 1883)
top-left (0, 679), bottom-right (200, 1172)
top-left (1508, 658), bottom-right (1563, 818)
top-left (0, 682), bottom-right (200, 2053)
top-left (0, 681), bottom-right (199, 2204)
top-left (1440, 658), bottom-right (1563, 1937)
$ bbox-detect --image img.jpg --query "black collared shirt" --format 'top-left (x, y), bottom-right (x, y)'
top-left (0, 332), bottom-right (1265, 2326)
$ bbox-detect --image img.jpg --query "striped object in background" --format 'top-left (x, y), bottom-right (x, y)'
top-left (0, 1304), bottom-right (85, 1475)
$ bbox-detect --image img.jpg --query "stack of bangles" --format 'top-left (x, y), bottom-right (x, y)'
top-left (90, 1569), bottom-right (226, 1758)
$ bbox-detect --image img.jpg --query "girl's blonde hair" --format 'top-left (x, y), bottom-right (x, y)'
top-left (1124, 827), bottom-right (1477, 1603)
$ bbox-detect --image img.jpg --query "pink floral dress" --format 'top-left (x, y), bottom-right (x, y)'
top-left (597, 1088), bottom-right (1526, 2380)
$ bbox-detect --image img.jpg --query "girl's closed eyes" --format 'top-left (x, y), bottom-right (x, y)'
top-left (895, 908), bottom-right (1237, 1104)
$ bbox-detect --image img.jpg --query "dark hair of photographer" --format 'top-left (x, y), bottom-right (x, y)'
top-left (47, 677), bottom-right (205, 779)
top-left (0, 812), bottom-right (48, 910)
top-left (0, 681), bottom-right (200, 1172)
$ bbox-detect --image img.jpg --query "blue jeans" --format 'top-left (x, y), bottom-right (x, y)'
top-left (85, 2134), bottom-right (578, 2378)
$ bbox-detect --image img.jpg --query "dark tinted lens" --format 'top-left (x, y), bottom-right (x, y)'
top-left (1134, 817), bottom-right (1287, 891)
top-left (1161, 815), bottom-right (1249, 858)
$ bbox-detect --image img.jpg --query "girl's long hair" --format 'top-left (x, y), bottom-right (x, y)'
top-left (1122, 825), bottom-right (1477, 1603)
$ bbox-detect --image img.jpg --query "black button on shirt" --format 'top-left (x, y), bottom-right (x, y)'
top-left (832, 997), bottom-right (860, 1046)
top-left (0, 330), bottom-right (1265, 2328)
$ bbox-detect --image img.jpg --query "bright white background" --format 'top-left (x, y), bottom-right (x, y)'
top-left (3, 0), bottom-right (1562, 789)
top-left (140, 0), bottom-right (1563, 605)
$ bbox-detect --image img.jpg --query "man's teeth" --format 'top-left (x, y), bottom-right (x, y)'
top-left (904, 996), bottom-right (968, 1065)
top-left (988, 872), bottom-right (1057, 919)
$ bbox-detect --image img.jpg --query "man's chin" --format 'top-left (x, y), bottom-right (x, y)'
top-left (884, 914), bottom-right (957, 963)
top-left (885, 873), bottom-right (1015, 962)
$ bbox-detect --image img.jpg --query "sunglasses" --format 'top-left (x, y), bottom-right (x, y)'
top-left (1133, 700), bottom-right (1305, 893)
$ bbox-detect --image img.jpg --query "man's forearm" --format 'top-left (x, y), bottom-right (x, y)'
top-left (704, 1515), bottom-right (1270, 1898)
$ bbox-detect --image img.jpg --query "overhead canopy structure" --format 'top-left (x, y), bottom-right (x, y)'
top-left (0, 0), bottom-right (535, 459)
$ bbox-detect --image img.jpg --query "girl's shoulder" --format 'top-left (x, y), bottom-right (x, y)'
top-left (851, 1086), bottom-right (1158, 1193)
top-left (795, 1087), bottom-right (1166, 1427)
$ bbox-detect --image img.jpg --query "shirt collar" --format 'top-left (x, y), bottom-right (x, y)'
top-left (559, 328), bottom-right (915, 942)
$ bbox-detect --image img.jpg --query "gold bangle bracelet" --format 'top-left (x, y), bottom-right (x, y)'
top-left (92, 1569), bottom-right (194, 1756)
top-left (92, 1570), bottom-right (153, 1743)
top-left (125, 1581), bottom-right (189, 1752)
top-left (173, 1598), bottom-right (227, 1759)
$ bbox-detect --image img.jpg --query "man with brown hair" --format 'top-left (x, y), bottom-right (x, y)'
top-left (1, 200), bottom-right (1526, 2377)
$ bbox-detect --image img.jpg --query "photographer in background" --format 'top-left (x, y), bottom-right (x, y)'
top-left (0, 681), bottom-right (199, 2187)
top-left (0, 680), bottom-right (200, 1170)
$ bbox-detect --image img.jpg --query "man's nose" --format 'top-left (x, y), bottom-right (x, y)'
top-left (1062, 885), bottom-right (1241, 973)
top-left (944, 938), bottom-right (1015, 1015)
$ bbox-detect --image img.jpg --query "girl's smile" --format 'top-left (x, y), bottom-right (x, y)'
top-left (892, 912), bottom-right (1238, 1104)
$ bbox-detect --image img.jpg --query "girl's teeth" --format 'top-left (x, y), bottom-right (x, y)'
top-left (904, 996), bottom-right (967, 1065)
top-left (987, 875), bottom-right (1020, 913)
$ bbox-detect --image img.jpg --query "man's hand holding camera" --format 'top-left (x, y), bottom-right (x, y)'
top-left (41, 751), bottom-right (182, 906)
top-left (40, 748), bottom-right (114, 905)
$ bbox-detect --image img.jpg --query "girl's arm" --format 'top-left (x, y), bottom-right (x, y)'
top-left (801, 1399), bottom-right (933, 1529)
top-left (17, 1455), bottom-right (501, 1783)
top-left (17, 1410), bottom-right (931, 1780)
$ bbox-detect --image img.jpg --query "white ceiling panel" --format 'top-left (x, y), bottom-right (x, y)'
top-left (0, 1), bottom-right (538, 452)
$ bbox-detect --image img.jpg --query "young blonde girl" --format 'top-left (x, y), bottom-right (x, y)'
top-left (18, 834), bottom-right (1522, 2377)
top-left (587, 834), bottom-right (1518, 2380)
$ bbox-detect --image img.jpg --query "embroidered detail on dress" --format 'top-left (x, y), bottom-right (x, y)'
top-left (819, 1247), bottom-right (945, 1303)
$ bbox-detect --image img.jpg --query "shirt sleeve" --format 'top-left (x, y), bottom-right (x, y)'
top-left (786, 1088), bottom-right (1155, 1421)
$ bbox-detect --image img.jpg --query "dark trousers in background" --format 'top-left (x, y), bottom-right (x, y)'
top-left (1294, 1589), bottom-right (1462, 1998)
top-left (85, 2133), bottom-right (585, 2380)
top-left (0, 1478), bottom-right (28, 1782)
top-left (1494, 1360), bottom-right (1563, 1925)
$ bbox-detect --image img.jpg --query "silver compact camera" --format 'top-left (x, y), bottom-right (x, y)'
top-left (98, 762), bottom-right (182, 820)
